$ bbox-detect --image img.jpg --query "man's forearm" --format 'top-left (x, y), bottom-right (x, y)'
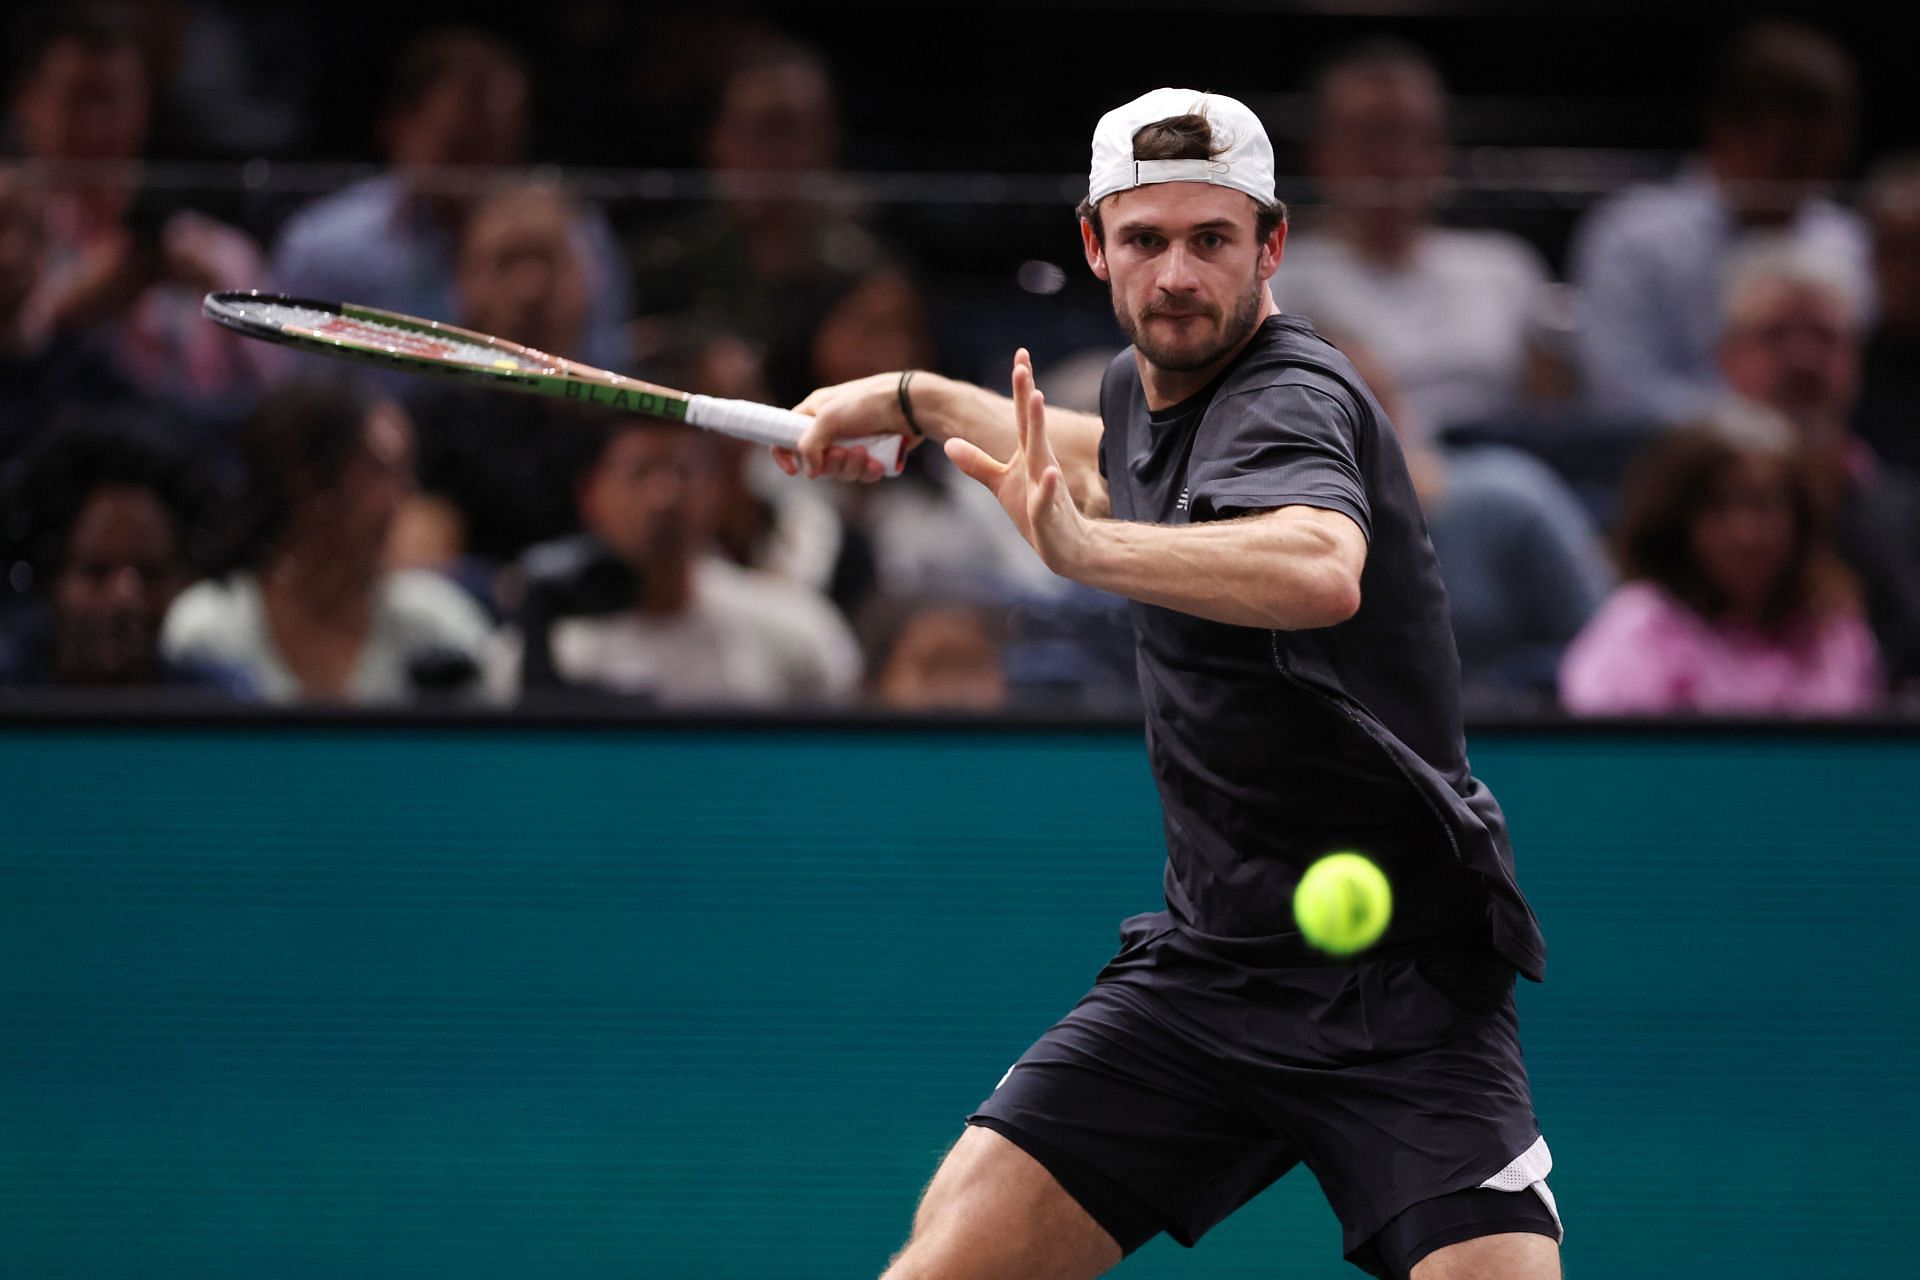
top-left (1071, 510), bottom-right (1363, 631)
top-left (913, 374), bottom-right (1108, 516)
top-left (910, 374), bottom-right (1020, 455)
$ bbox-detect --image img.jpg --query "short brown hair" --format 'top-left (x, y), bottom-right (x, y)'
top-left (387, 26), bottom-right (526, 114)
top-left (1708, 21), bottom-right (1857, 128)
top-left (13, 8), bottom-right (144, 88)
top-left (1076, 112), bottom-right (1287, 244)
top-left (1306, 37), bottom-right (1445, 130)
top-left (1613, 411), bottom-right (1853, 629)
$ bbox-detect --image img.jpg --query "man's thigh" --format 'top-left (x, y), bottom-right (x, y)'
top-left (881, 1125), bottom-right (1123, 1280)
top-left (1412, 1231), bottom-right (1560, 1280)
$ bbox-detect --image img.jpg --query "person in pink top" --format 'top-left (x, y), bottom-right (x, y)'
top-left (1560, 402), bottom-right (1883, 715)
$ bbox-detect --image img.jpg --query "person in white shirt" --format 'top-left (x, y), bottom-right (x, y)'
top-left (1276, 40), bottom-right (1555, 433)
top-left (489, 414), bottom-right (860, 707)
top-left (1568, 20), bottom-right (1871, 425)
top-left (270, 27), bottom-right (632, 377)
top-left (162, 383), bottom-right (493, 702)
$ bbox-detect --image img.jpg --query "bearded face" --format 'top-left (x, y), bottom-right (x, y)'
top-left (1113, 265), bottom-right (1268, 374)
top-left (1084, 182), bottom-right (1279, 380)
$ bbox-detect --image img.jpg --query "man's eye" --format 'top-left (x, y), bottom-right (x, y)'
top-left (1131, 234), bottom-right (1161, 249)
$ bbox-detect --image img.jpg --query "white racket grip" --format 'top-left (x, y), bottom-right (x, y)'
top-left (685, 395), bottom-right (904, 474)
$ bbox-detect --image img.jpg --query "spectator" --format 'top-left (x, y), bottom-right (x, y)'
top-left (410, 186), bottom-right (880, 619)
top-left (772, 265), bottom-right (1060, 603)
top-left (1570, 20), bottom-right (1870, 424)
top-left (401, 182), bottom-right (603, 572)
top-left (490, 415), bottom-right (860, 706)
top-left (629, 38), bottom-right (887, 351)
top-left (1561, 404), bottom-right (1881, 716)
top-left (612, 315), bottom-right (880, 618)
top-left (1278, 40), bottom-right (1558, 432)
top-left (162, 381), bottom-right (492, 702)
top-left (1855, 154), bottom-right (1920, 476)
top-left (7, 12), bottom-right (150, 239)
top-left (701, 437), bottom-right (879, 621)
top-left (0, 165), bottom-right (140, 465)
top-left (0, 422), bottom-right (246, 692)
top-left (859, 597), bottom-right (1008, 713)
top-left (1330, 332), bottom-right (1612, 703)
top-left (141, 5), bottom-right (319, 159)
top-left (270, 26), bottom-right (631, 373)
top-left (1718, 242), bottom-right (1861, 448)
top-left (6, 11), bottom-right (281, 418)
top-left (1715, 242), bottom-right (1920, 687)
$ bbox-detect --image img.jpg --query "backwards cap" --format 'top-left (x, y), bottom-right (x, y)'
top-left (1087, 88), bottom-right (1276, 207)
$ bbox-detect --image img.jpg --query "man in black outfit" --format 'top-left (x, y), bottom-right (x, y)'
top-left (777, 88), bottom-right (1561, 1279)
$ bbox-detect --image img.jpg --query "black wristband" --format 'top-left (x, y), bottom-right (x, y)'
top-left (896, 369), bottom-right (927, 442)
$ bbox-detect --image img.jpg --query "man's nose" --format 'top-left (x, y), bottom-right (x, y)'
top-left (1155, 244), bottom-right (1202, 295)
top-left (507, 261), bottom-right (551, 303)
top-left (105, 567), bottom-right (147, 607)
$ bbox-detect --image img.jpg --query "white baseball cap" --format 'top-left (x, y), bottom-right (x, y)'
top-left (1087, 87), bottom-right (1276, 207)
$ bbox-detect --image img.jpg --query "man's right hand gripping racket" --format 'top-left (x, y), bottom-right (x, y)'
top-left (201, 291), bottom-right (905, 473)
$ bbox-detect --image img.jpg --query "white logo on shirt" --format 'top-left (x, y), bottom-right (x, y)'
top-left (1176, 486), bottom-right (1190, 512)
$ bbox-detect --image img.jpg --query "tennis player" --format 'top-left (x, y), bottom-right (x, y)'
top-left (779, 88), bottom-right (1561, 1280)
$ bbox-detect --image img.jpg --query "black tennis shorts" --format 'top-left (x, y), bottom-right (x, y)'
top-left (968, 911), bottom-right (1562, 1279)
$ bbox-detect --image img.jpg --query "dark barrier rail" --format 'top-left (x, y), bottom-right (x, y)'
top-left (4, 715), bottom-right (1917, 1277)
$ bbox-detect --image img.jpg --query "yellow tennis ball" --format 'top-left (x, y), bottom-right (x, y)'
top-left (1293, 852), bottom-right (1392, 956)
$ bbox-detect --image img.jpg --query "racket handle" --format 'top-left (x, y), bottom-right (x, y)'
top-left (686, 395), bottom-right (905, 474)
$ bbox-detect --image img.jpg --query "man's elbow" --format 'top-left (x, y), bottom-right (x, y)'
top-left (1323, 569), bottom-right (1362, 626)
top-left (1256, 511), bottom-right (1366, 630)
top-left (1311, 568), bottom-right (1362, 628)
top-left (1262, 567), bottom-right (1360, 631)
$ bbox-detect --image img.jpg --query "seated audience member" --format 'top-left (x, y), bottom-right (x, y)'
top-left (162, 382), bottom-right (493, 702)
top-left (629, 38), bottom-right (886, 350)
top-left (1561, 404), bottom-right (1881, 716)
top-left (7, 13), bottom-right (282, 417)
top-left (859, 597), bottom-right (1008, 713)
top-left (0, 423), bottom-right (246, 692)
top-left (1569, 20), bottom-right (1871, 424)
top-left (491, 415), bottom-right (859, 706)
top-left (702, 437), bottom-right (878, 621)
top-left (1332, 333), bottom-right (1612, 702)
top-left (271, 27), bottom-right (630, 372)
top-left (1279, 40), bottom-right (1558, 432)
top-left (142, 8), bottom-right (317, 160)
top-left (1854, 155), bottom-right (1920, 476)
top-left (620, 315), bottom-right (876, 615)
top-left (1715, 243), bottom-right (1920, 688)
top-left (400, 182), bottom-right (604, 573)
top-left (773, 266), bottom-right (1060, 602)
top-left (0, 166), bottom-right (140, 464)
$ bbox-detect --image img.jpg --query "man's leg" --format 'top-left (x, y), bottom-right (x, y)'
top-left (881, 1126), bottom-right (1124, 1280)
top-left (1411, 1232), bottom-right (1560, 1279)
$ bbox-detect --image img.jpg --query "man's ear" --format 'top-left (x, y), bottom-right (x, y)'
top-left (1259, 220), bottom-right (1288, 281)
top-left (1080, 217), bottom-right (1110, 283)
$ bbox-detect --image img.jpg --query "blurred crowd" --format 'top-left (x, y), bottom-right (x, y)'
top-left (1, 7), bottom-right (1917, 719)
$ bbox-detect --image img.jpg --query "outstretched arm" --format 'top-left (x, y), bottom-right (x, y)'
top-left (948, 354), bottom-right (1365, 631)
top-left (775, 352), bottom-right (1110, 518)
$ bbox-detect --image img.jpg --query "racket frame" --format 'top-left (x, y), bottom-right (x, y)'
top-left (202, 291), bottom-right (904, 470)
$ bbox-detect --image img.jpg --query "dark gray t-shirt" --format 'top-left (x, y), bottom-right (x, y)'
top-left (1098, 314), bottom-right (1546, 980)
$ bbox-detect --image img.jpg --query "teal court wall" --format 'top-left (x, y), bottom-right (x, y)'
top-left (4, 724), bottom-right (1917, 1278)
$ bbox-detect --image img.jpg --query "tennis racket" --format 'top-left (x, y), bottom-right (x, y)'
top-left (201, 291), bottom-right (905, 473)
